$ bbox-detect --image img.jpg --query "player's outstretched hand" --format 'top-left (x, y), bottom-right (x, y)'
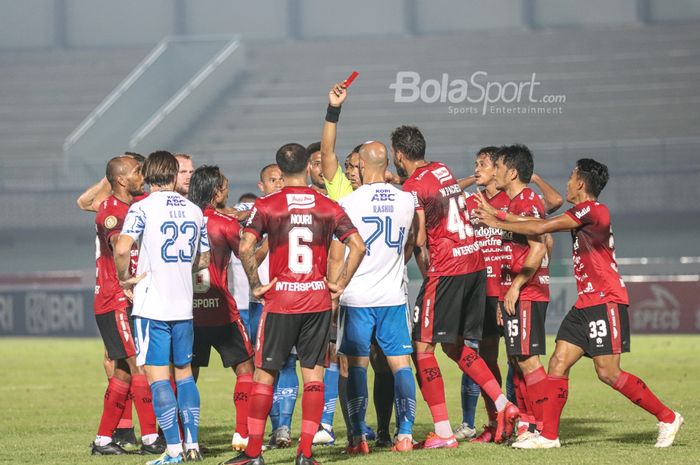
top-left (252, 277), bottom-right (277, 303)
top-left (503, 286), bottom-right (520, 316)
top-left (328, 82), bottom-right (347, 108)
top-left (119, 273), bottom-right (147, 301)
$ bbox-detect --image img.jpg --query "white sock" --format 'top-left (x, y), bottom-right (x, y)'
top-left (397, 434), bottom-right (412, 442)
top-left (435, 420), bottom-right (452, 438)
top-left (167, 444), bottom-right (183, 457)
top-left (95, 435), bottom-right (112, 447)
top-left (321, 423), bottom-right (332, 431)
top-left (494, 394), bottom-right (508, 412)
top-left (142, 434), bottom-right (159, 446)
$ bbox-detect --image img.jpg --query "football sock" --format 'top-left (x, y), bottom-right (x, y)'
top-left (454, 346), bottom-right (507, 412)
top-left (512, 368), bottom-right (530, 423)
top-left (176, 376), bottom-right (200, 448)
top-left (482, 355), bottom-right (501, 424)
top-left (298, 382), bottom-right (324, 458)
top-left (373, 370), bottom-right (394, 436)
top-left (150, 379), bottom-right (181, 446)
top-left (506, 363), bottom-right (517, 404)
top-left (394, 367), bottom-right (416, 436)
top-left (347, 366), bottom-right (369, 438)
top-left (97, 377), bottom-right (130, 439)
top-left (269, 381), bottom-right (280, 431)
top-left (276, 354), bottom-right (299, 429)
top-left (131, 373), bottom-right (157, 436)
top-left (612, 371), bottom-right (675, 423)
top-left (234, 372), bottom-right (253, 437)
top-left (245, 382), bottom-right (274, 457)
top-left (541, 375), bottom-right (568, 440)
top-left (524, 366), bottom-right (547, 430)
top-left (338, 374), bottom-right (352, 442)
top-left (414, 352), bottom-right (451, 437)
top-left (461, 374), bottom-right (480, 428)
top-left (320, 362), bottom-right (339, 428)
top-left (116, 390), bottom-right (133, 429)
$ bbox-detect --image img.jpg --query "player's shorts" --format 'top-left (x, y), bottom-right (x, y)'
top-left (134, 317), bottom-right (194, 367)
top-left (255, 310), bottom-right (331, 371)
top-left (246, 301), bottom-right (264, 345)
top-left (501, 300), bottom-right (548, 357)
top-left (95, 308), bottom-right (136, 360)
top-left (482, 296), bottom-right (503, 338)
top-left (338, 304), bottom-right (413, 357)
top-left (556, 303), bottom-right (630, 357)
top-left (192, 319), bottom-right (254, 368)
top-left (413, 270), bottom-right (486, 344)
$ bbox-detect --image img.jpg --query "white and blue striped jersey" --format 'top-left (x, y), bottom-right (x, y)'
top-left (338, 183), bottom-right (414, 307)
top-left (122, 191), bottom-right (209, 321)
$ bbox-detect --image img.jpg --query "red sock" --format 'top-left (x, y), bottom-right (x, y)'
top-left (298, 382), bottom-right (324, 458)
top-left (234, 373), bottom-right (253, 437)
top-left (512, 369), bottom-right (532, 422)
top-left (612, 371), bottom-right (675, 423)
top-left (245, 382), bottom-right (273, 457)
top-left (131, 374), bottom-right (157, 436)
top-left (116, 391), bottom-right (133, 429)
top-left (455, 346), bottom-right (503, 405)
top-left (541, 375), bottom-right (568, 440)
top-left (97, 377), bottom-right (130, 438)
top-left (482, 360), bottom-right (501, 423)
top-left (414, 352), bottom-right (448, 423)
top-left (524, 366), bottom-right (547, 430)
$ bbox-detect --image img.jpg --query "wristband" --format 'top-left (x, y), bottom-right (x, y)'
top-left (325, 104), bottom-right (341, 123)
top-left (496, 210), bottom-right (507, 221)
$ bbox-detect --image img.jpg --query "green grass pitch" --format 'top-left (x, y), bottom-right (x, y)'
top-left (1, 335), bottom-right (697, 465)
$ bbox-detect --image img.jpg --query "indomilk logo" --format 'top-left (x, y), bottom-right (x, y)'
top-left (287, 194), bottom-right (315, 211)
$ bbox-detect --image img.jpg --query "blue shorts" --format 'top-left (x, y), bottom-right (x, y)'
top-left (246, 302), bottom-right (264, 345)
top-left (134, 317), bottom-right (194, 367)
top-left (338, 304), bottom-right (413, 357)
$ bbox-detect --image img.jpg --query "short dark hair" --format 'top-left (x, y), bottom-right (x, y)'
top-left (352, 144), bottom-right (363, 154)
top-left (105, 156), bottom-right (131, 186)
top-left (142, 150), bottom-right (178, 187)
top-left (306, 142), bottom-right (321, 155)
top-left (496, 144), bottom-right (533, 184)
top-left (476, 146), bottom-right (500, 165)
top-left (188, 165), bottom-right (225, 210)
top-left (238, 192), bottom-right (257, 203)
top-left (576, 158), bottom-right (609, 197)
top-left (125, 152), bottom-right (145, 164)
top-left (276, 143), bottom-right (309, 175)
top-left (390, 125), bottom-right (426, 161)
top-left (259, 163), bottom-right (279, 181)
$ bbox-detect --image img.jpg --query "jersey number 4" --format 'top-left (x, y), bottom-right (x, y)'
top-left (447, 196), bottom-right (474, 240)
top-left (161, 221), bottom-right (198, 263)
top-left (362, 216), bottom-right (405, 256)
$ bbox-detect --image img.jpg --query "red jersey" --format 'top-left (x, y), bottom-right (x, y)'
top-left (466, 190), bottom-right (510, 297)
top-left (94, 196), bottom-right (137, 315)
top-left (500, 187), bottom-right (549, 302)
top-left (193, 207), bottom-right (241, 326)
top-left (564, 200), bottom-right (629, 308)
top-left (243, 186), bottom-right (358, 314)
top-left (403, 162), bottom-right (484, 277)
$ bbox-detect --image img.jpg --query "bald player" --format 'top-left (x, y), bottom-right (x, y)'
top-left (331, 141), bottom-right (418, 453)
